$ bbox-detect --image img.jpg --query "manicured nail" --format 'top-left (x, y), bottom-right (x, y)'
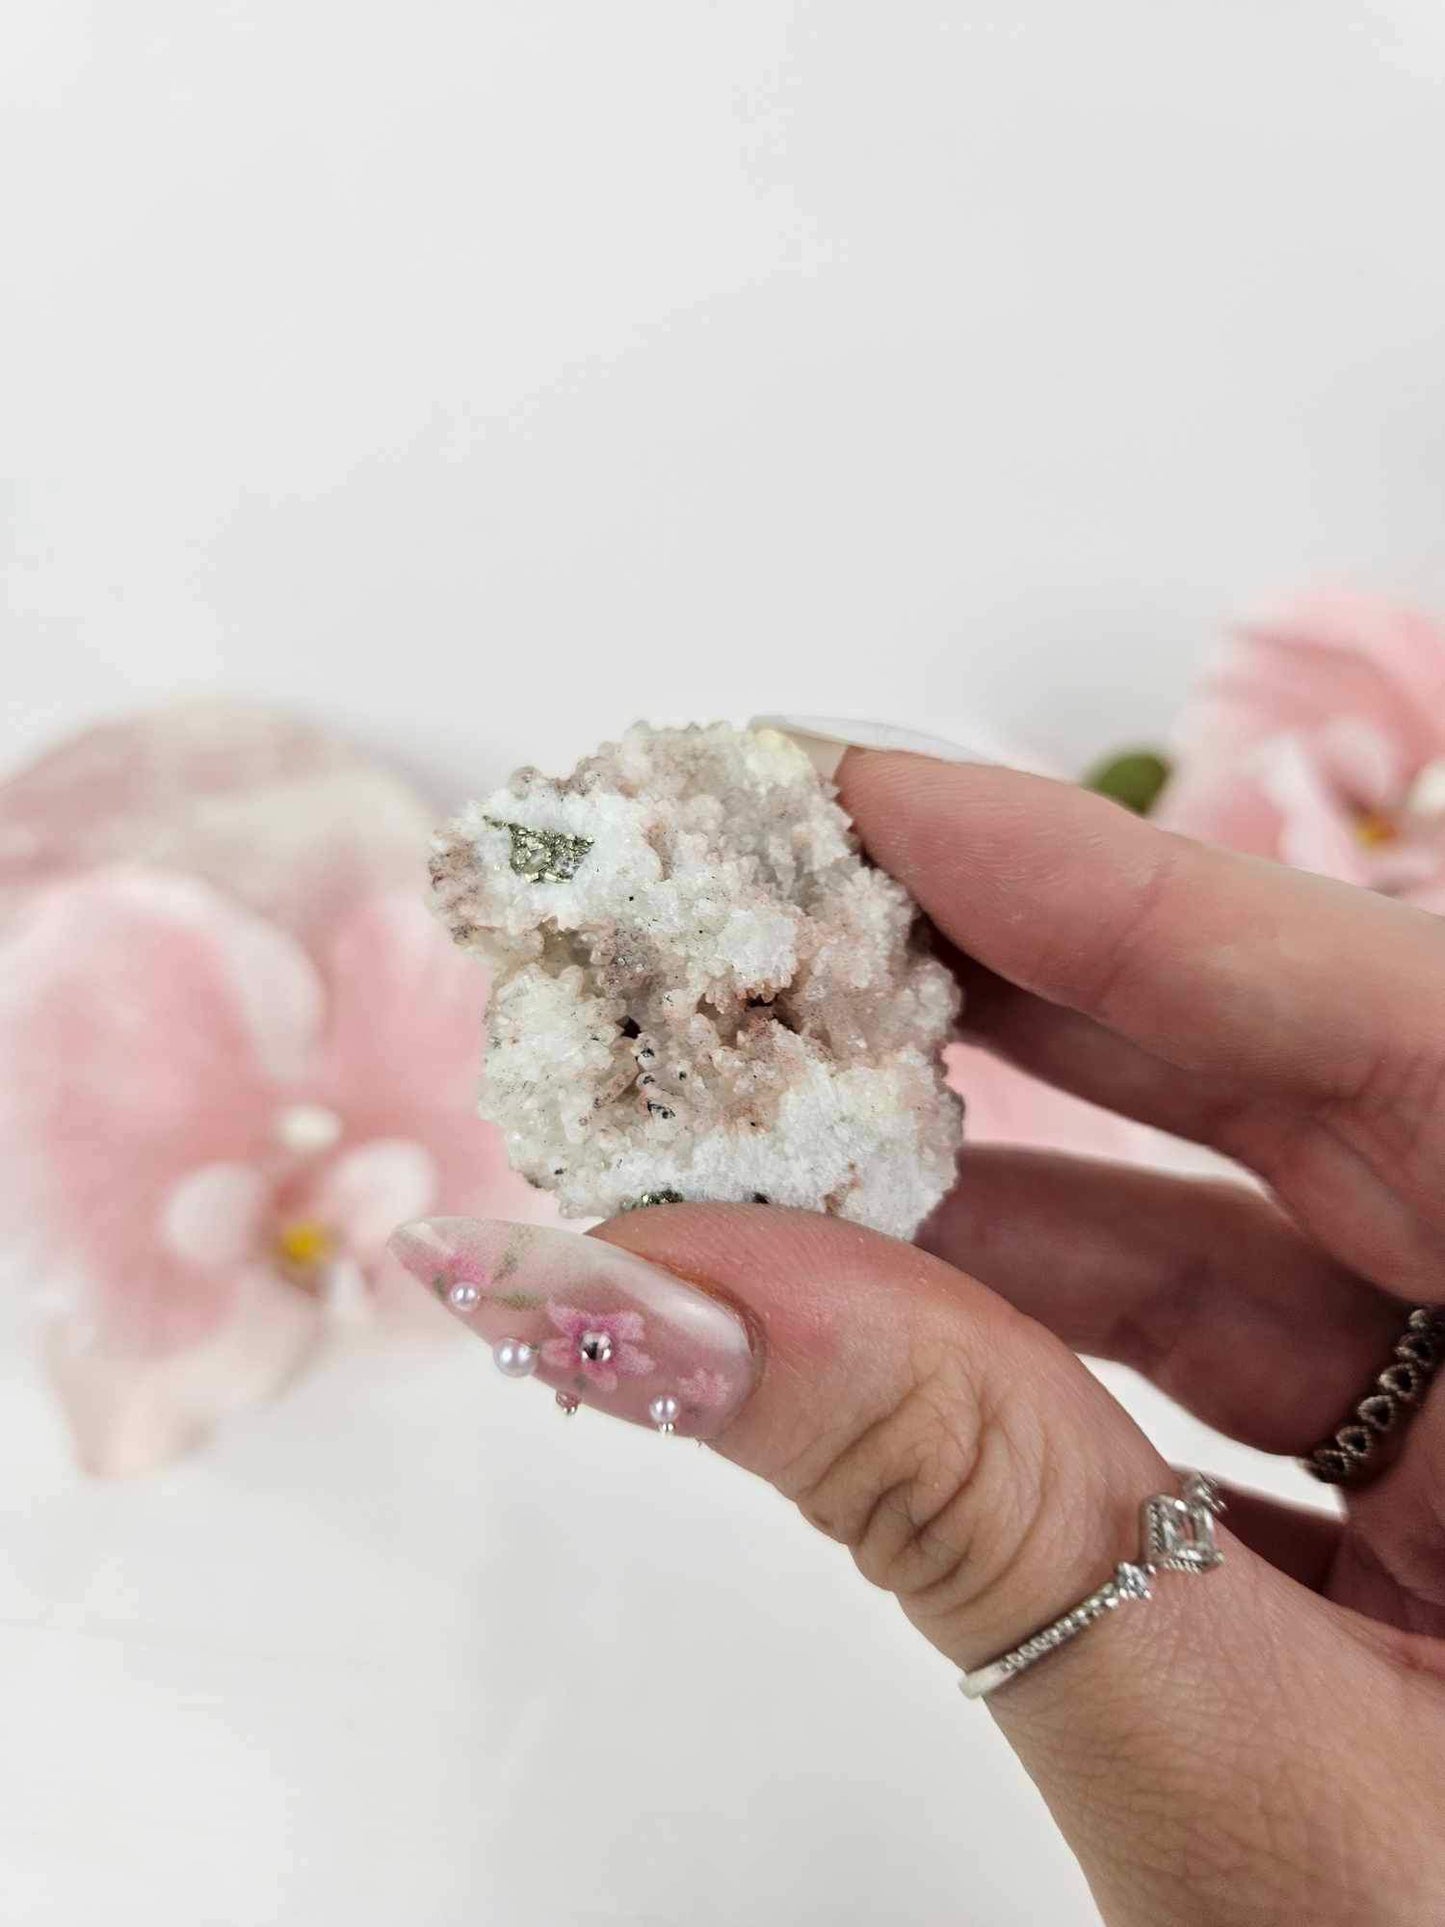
top-left (751, 715), bottom-right (1002, 781)
top-left (389, 1218), bottom-right (758, 1438)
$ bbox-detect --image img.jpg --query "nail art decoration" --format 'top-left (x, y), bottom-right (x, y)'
top-left (492, 1337), bottom-right (538, 1378)
top-left (542, 1305), bottom-right (654, 1390)
top-left (648, 1393), bottom-right (681, 1436)
top-left (390, 1218), bottom-right (758, 1439)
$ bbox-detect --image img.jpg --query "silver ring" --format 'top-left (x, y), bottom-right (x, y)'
top-left (957, 1470), bottom-right (1224, 1701)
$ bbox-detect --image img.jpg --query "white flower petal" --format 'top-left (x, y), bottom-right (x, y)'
top-left (46, 1266), bottom-right (323, 1477)
top-left (1406, 756), bottom-right (1445, 819)
top-left (312, 1139), bottom-right (438, 1256)
top-left (160, 1162), bottom-right (269, 1267)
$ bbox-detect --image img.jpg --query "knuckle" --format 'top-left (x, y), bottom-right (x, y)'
top-left (785, 1338), bottom-right (1057, 1622)
top-left (1046, 833), bottom-right (1180, 1022)
top-left (1337, 1039), bottom-right (1445, 1190)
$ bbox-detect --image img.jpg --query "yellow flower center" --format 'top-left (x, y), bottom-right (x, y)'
top-left (1354, 809), bottom-right (1399, 848)
top-left (276, 1219), bottom-right (335, 1276)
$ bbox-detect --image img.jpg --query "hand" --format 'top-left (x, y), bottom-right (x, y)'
top-left (395, 751), bottom-right (1445, 1927)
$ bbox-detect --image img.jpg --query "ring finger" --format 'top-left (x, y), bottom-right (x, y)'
top-left (924, 1146), bottom-right (1445, 1619)
top-left (920, 1145), bottom-right (1408, 1457)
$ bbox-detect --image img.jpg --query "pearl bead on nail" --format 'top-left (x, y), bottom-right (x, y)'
top-left (493, 1337), bottom-right (538, 1377)
top-left (448, 1281), bottom-right (482, 1311)
top-left (649, 1393), bottom-right (681, 1433)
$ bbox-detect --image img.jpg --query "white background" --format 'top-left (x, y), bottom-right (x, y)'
top-left (4, 5), bottom-right (1445, 1923)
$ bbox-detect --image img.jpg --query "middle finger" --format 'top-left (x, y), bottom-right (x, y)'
top-left (921, 1144), bottom-right (1405, 1454)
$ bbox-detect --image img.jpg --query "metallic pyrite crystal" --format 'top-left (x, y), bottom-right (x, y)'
top-left (485, 817), bottom-right (594, 884)
top-left (429, 723), bottom-right (964, 1238)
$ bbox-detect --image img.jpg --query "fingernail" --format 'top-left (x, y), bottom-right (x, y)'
top-left (751, 715), bottom-right (1000, 781)
top-left (389, 1218), bottom-right (758, 1439)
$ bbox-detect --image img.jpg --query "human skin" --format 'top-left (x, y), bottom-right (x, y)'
top-left (396, 750), bottom-right (1445, 1927)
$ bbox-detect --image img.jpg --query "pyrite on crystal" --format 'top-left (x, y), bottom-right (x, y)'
top-left (486, 817), bottom-right (593, 884)
top-left (429, 723), bottom-right (964, 1238)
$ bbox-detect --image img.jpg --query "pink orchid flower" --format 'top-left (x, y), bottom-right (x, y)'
top-left (953, 593), bottom-right (1445, 1173)
top-left (0, 705), bottom-right (549, 1476)
top-left (541, 1305), bottom-right (655, 1392)
top-left (1158, 590), bottom-right (1445, 910)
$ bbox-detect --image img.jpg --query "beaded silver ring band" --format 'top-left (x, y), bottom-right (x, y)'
top-left (957, 1470), bottom-right (1224, 1701)
top-left (1302, 1307), bottom-right (1445, 1487)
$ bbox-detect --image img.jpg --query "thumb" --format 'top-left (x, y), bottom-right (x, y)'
top-left (391, 1205), bottom-right (1394, 1925)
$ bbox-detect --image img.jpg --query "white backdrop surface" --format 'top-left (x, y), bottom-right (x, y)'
top-left (4, 5), bottom-right (1445, 1923)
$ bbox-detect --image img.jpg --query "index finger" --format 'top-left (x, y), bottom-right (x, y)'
top-left (835, 748), bottom-right (1445, 1292)
top-left (840, 750), bottom-right (1444, 1098)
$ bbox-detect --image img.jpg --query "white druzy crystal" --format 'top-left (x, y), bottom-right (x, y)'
top-left (430, 724), bottom-right (963, 1238)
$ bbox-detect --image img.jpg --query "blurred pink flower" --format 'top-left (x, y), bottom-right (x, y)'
top-left (948, 589), bottom-right (1445, 1180)
top-left (0, 705), bottom-right (547, 1475)
top-left (1158, 590), bottom-right (1445, 910)
top-left (0, 700), bottom-right (442, 938)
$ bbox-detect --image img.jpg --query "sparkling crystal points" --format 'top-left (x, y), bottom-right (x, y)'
top-left (1114, 1561), bottom-right (1152, 1601)
top-left (435, 726), bottom-right (963, 1239)
top-left (620, 1189), bottom-right (686, 1211)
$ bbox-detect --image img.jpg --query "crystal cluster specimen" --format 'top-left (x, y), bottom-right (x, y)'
top-left (429, 724), bottom-right (963, 1239)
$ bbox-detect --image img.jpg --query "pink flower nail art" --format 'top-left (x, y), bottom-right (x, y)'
top-left (541, 1304), bottom-right (656, 1391)
top-left (388, 1218), bottom-right (758, 1439)
top-left (677, 1368), bottom-right (733, 1410)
